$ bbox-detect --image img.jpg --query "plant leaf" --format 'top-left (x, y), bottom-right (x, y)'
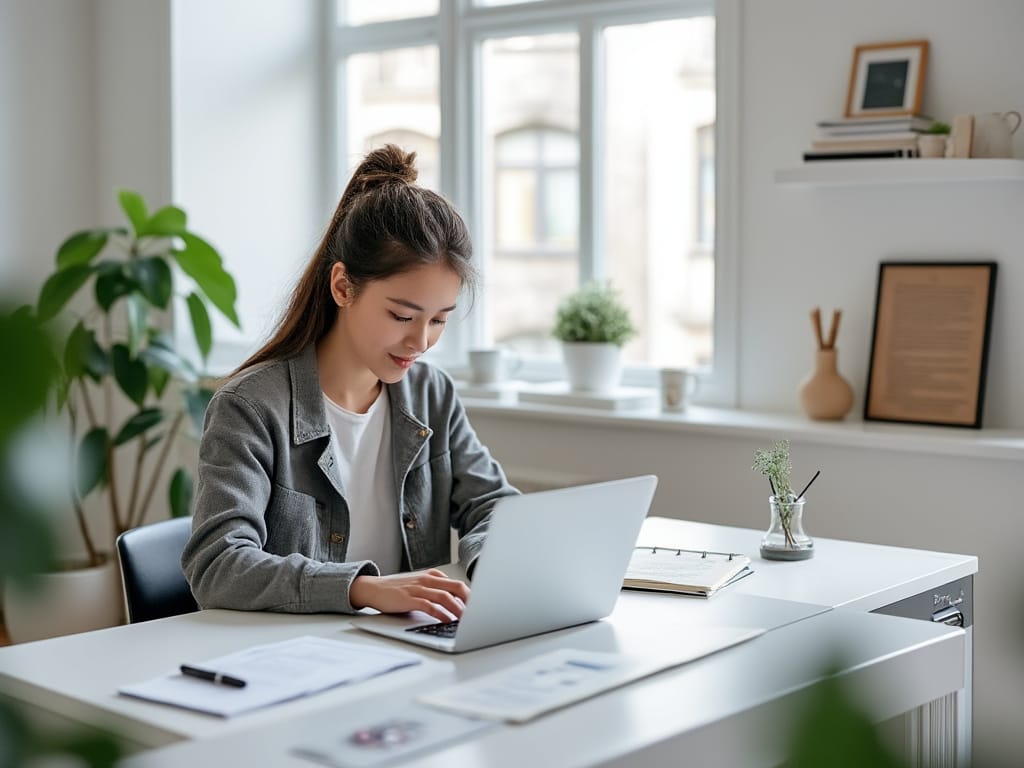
top-left (0, 308), bottom-right (57, 439)
top-left (173, 233), bottom-right (239, 327)
top-left (169, 468), bottom-right (194, 518)
top-left (184, 387), bottom-right (214, 436)
top-left (186, 292), bottom-right (212, 360)
top-left (140, 342), bottom-right (198, 383)
top-left (63, 321), bottom-right (108, 382)
top-left (111, 344), bottom-right (148, 406)
top-left (76, 427), bottom-right (109, 497)
top-left (130, 256), bottom-right (173, 308)
top-left (125, 294), bottom-right (149, 357)
top-left (117, 189), bottom-right (149, 237)
top-left (148, 365), bottom-right (170, 398)
top-left (56, 230), bottom-right (110, 270)
top-left (37, 264), bottom-right (93, 323)
top-left (94, 265), bottom-right (137, 311)
top-left (139, 205), bottom-right (187, 237)
top-left (113, 407), bottom-right (164, 446)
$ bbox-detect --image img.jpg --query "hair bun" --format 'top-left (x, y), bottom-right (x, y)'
top-left (352, 144), bottom-right (419, 194)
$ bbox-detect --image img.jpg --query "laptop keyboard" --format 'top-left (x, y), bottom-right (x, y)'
top-left (406, 621), bottom-right (459, 638)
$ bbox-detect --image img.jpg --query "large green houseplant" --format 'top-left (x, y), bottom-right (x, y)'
top-left (552, 282), bottom-right (636, 393)
top-left (34, 188), bottom-right (240, 567)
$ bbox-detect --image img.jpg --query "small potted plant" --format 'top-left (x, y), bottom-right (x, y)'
top-left (2, 189), bottom-right (240, 642)
top-left (918, 121), bottom-right (951, 158)
top-left (751, 440), bottom-right (817, 560)
top-left (552, 282), bottom-right (636, 393)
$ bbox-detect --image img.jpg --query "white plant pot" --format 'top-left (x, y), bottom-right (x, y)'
top-left (3, 557), bottom-right (123, 644)
top-left (562, 342), bottom-right (623, 394)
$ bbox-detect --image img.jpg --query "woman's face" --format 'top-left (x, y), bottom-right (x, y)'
top-left (333, 261), bottom-right (462, 383)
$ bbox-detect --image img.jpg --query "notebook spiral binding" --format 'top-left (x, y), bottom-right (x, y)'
top-left (636, 546), bottom-right (743, 561)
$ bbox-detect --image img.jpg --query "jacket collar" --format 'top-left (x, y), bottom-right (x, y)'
top-left (288, 345), bottom-right (429, 445)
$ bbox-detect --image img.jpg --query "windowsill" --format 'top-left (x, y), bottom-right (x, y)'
top-left (462, 396), bottom-right (1024, 462)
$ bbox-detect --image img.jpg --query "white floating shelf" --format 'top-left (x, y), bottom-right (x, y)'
top-left (774, 158), bottom-right (1024, 186)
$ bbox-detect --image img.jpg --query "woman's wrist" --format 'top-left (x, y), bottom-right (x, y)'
top-left (350, 574), bottom-right (378, 610)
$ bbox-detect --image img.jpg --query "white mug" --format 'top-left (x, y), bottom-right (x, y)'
top-left (970, 110), bottom-right (1021, 158)
top-left (468, 348), bottom-right (521, 385)
top-left (659, 368), bottom-right (698, 413)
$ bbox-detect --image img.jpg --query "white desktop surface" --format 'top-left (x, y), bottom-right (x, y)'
top-left (119, 608), bottom-right (964, 768)
top-left (0, 592), bottom-right (820, 750)
top-left (637, 517), bottom-right (978, 610)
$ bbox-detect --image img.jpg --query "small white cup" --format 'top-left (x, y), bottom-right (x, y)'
top-left (468, 348), bottom-right (521, 385)
top-left (659, 368), bottom-right (697, 412)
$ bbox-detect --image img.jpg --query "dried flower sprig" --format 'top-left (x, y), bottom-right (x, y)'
top-left (752, 440), bottom-right (793, 501)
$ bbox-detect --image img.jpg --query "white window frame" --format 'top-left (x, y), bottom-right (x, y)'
top-left (326, 0), bottom-right (739, 406)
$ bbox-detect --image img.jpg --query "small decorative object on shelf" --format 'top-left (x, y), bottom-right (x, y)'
top-left (752, 440), bottom-right (817, 561)
top-left (552, 282), bottom-right (636, 394)
top-left (918, 121), bottom-right (950, 158)
top-left (799, 307), bottom-right (854, 421)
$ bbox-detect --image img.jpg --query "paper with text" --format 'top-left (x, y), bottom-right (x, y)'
top-left (119, 635), bottom-right (424, 717)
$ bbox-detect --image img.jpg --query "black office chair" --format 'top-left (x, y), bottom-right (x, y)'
top-left (116, 516), bottom-right (199, 623)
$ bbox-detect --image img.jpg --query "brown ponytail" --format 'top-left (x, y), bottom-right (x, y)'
top-left (234, 144), bottom-right (476, 375)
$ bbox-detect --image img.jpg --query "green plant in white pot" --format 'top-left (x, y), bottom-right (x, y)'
top-left (552, 282), bottom-right (636, 393)
top-left (3, 188), bottom-right (240, 642)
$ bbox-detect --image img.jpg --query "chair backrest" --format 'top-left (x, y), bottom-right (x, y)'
top-left (116, 516), bottom-right (198, 623)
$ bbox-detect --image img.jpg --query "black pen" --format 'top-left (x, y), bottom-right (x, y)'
top-left (180, 664), bottom-right (247, 688)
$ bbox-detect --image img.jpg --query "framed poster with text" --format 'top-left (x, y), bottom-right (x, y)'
top-left (864, 262), bottom-right (997, 428)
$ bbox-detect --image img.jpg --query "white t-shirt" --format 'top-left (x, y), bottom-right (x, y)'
top-left (322, 387), bottom-right (401, 575)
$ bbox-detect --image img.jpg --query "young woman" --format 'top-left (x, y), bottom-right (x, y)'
top-left (182, 145), bottom-right (518, 622)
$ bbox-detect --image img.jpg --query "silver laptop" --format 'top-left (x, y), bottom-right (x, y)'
top-left (353, 475), bottom-right (658, 653)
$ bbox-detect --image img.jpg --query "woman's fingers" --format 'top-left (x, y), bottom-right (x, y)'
top-left (351, 570), bottom-right (471, 618)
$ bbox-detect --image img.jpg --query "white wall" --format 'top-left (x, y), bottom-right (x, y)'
top-left (738, 0), bottom-right (1024, 429)
top-left (0, 0), bottom-right (99, 293)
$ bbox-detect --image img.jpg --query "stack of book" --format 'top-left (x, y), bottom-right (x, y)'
top-left (804, 115), bottom-right (934, 162)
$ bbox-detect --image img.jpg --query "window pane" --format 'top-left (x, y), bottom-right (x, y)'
top-left (483, 34), bottom-right (579, 357)
top-left (603, 17), bottom-right (715, 369)
top-left (343, 47), bottom-right (440, 191)
top-left (340, 0), bottom-right (437, 26)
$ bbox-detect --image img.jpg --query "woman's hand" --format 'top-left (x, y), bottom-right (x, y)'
top-left (350, 569), bottom-right (471, 622)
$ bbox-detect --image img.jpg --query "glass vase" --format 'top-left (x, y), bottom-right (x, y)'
top-left (760, 495), bottom-right (814, 560)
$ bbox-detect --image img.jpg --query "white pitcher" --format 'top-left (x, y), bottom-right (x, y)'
top-left (971, 110), bottom-right (1021, 158)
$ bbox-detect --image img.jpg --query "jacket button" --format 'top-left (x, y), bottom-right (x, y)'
top-left (404, 518), bottom-right (416, 530)
top-left (330, 532), bottom-right (345, 544)
top-left (418, 428), bottom-right (428, 438)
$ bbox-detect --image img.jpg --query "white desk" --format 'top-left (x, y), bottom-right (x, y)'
top-left (0, 520), bottom-right (976, 767)
top-left (636, 517), bottom-right (978, 610)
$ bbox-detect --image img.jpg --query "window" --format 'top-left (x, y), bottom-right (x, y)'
top-left (329, 1), bottom-right (730, 393)
top-left (483, 33), bottom-right (580, 357)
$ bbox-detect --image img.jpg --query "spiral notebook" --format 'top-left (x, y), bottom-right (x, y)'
top-left (623, 546), bottom-right (753, 598)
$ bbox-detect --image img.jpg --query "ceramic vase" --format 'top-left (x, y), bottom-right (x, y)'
top-left (799, 349), bottom-right (853, 420)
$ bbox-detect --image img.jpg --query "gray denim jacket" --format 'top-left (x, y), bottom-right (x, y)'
top-left (181, 345), bottom-right (517, 614)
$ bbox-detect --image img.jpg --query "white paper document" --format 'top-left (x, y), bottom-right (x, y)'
top-left (419, 626), bottom-right (764, 723)
top-left (119, 635), bottom-right (424, 717)
top-left (292, 704), bottom-right (495, 768)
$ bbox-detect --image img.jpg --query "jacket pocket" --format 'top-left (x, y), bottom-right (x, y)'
top-left (265, 484), bottom-right (324, 559)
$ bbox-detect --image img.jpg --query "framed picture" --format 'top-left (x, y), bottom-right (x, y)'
top-left (864, 262), bottom-right (997, 429)
top-left (845, 40), bottom-right (929, 118)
